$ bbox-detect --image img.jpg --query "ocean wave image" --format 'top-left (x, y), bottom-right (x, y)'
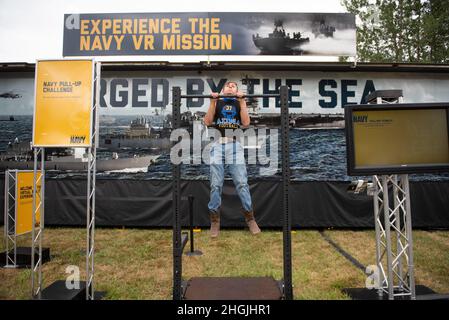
top-left (1, 115), bottom-right (448, 182)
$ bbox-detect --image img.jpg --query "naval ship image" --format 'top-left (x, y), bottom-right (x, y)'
top-left (0, 115), bottom-right (17, 121)
top-left (252, 20), bottom-right (310, 55)
top-left (312, 19), bottom-right (336, 38)
top-left (100, 116), bottom-right (171, 150)
top-left (244, 113), bottom-right (344, 129)
top-left (0, 138), bottom-right (159, 172)
top-left (0, 91), bottom-right (21, 99)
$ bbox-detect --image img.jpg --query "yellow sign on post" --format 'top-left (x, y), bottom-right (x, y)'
top-left (16, 171), bottom-right (42, 236)
top-left (33, 59), bottom-right (94, 147)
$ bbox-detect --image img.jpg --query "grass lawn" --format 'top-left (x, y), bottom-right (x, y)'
top-left (1, 227), bottom-right (448, 299)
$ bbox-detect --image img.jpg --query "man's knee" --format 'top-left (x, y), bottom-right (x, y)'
top-left (210, 184), bottom-right (222, 192)
top-left (235, 179), bottom-right (248, 190)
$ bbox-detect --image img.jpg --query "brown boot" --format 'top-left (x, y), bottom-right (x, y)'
top-left (210, 210), bottom-right (220, 238)
top-left (243, 210), bottom-right (261, 235)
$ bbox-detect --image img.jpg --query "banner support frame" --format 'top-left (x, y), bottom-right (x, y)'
top-left (370, 92), bottom-right (416, 300)
top-left (4, 170), bottom-right (17, 268)
top-left (31, 59), bottom-right (99, 300)
top-left (86, 60), bottom-right (101, 300)
top-left (31, 147), bottom-right (45, 299)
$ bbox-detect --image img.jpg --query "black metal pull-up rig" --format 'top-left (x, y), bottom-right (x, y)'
top-left (171, 86), bottom-right (292, 300)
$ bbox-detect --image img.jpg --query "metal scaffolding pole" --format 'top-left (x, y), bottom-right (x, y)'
top-left (86, 61), bottom-right (101, 300)
top-left (368, 89), bottom-right (415, 300)
top-left (373, 175), bottom-right (416, 300)
top-left (31, 147), bottom-right (45, 299)
top-left (4, 170), bottom-right (17, 268)
top-left (373, 175), bottom-right (386, 298)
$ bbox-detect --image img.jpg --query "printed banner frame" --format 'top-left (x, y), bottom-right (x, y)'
top-left (32, 59), bottom-right (95, 147)
top-left (63, 12), bottom-right (356, 57)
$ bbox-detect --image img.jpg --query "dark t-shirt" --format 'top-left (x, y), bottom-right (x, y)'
top-left (212, 98), bottom-right (242, 137)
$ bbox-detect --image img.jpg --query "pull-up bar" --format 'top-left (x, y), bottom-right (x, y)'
top-left (171, 85), bottom-right (292, 300)
top-left (180, 94), bottom-right (281, 98)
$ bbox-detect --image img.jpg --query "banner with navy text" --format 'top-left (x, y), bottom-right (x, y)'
top-left (63, 12), bottom-right (356, 56)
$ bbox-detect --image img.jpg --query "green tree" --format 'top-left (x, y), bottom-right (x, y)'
top-left (422, 0), bottom-right (449, 63)
top-left (342, 0), bottom-right (449, 63)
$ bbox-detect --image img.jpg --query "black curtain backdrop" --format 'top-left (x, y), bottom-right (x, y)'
top-left (0, 178), bottom-right (448, 228)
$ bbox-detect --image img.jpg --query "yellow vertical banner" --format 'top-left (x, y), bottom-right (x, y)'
top-left (16, 171), bottom-right (42, 236)
top-left (33, 59), bottom-right (94, 147)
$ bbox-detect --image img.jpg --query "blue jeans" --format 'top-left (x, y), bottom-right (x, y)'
top-left (208, 141), bottom-right (253, 213)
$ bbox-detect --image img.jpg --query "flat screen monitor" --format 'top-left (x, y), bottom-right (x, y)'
top-left (345, 103), bottom-right (449, 176)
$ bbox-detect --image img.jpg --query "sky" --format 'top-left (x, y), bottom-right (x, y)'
top-left (0, 0), bottom-right (347, 63)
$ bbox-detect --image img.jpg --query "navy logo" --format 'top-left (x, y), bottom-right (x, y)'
top-left (353, 115), bottom-right (368, 123)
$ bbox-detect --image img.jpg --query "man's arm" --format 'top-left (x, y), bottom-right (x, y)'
top-left (237, 92), bottom-right (250, 127)
top-left (204, 93), bottom-right (219, 126)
